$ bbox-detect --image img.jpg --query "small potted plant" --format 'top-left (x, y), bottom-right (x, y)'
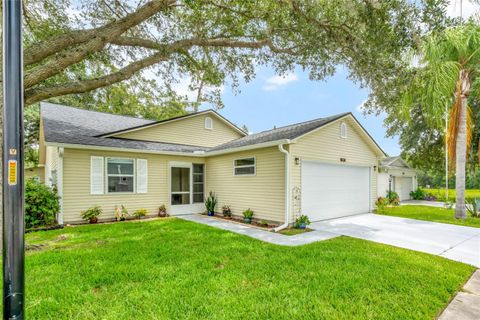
top-left (80, 205), bottom-right (102, 224)
top-left (242, 208), bottom-right (254, 224)
top-left (205, 191), bottom-right (218, 216)
top-left (133, 208), bottom-right (148, 219)
top-left (114, 205), bottom-right (129, 221)
top-left (158, 204), bottom-right (168, 217)
top-left (295, 215), bottom-right (311, 229)
top-left (222, 205), bottom-right (232, 218)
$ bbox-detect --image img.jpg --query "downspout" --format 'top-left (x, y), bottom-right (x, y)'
top-left (274, 142), bottom-right (290, 232)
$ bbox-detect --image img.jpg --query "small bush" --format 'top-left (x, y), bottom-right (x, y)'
top-left (222, 205), bottom-right (232, 217)
top-left (242, 208), bottom-right (254, 219)
top-left (410, 188), bottom-right (426, 200)
top-left (25, 178), bottom-right (60, 229)
top-left (466, 198), bottom-right (480, 218)
top-left (205, 191), bottom-right (218, 213)
top-left (294, 215), bottom-right (311, 228)
top-left (114, 205), bottom-right (130, 221)
top-left (81, 206), bottom-right (102, 223)
top-left (386, 191), bottom-right (400, 205)
top-left (259, 219), bottom-right (269, 227)
top-left (158, 204), bottom-right (168, 217)
top-left (375, 197), bottom-right (389, 213)
top-left (133, 208), bottom-right (148, 219)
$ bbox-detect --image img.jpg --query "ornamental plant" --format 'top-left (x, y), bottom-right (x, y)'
top-left (386, 191), bottom-right (400, 206)
top-left (25, 178), bottom-right (60, 229)
top-left (221, 205), bottom-right (232, 217)
top-left (295, 215), bottom-right (311, 228)
top-left (114, 205), bottom-right (129, 221)
top-left (133, 208), bottom-right (148, 219)
top-left (81, 206), bottom-right (102, 223)
top-left (242, 209), bottom-right (254, 219)
top-left (205, 191), bottom-right (218, 214)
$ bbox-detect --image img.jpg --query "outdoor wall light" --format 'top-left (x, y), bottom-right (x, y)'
top-left (373, 165), bottom-right (377, 172)
top-left (295, 157), bottom-right (300, 165)
top-left (340, 158), bottom-right (346, 162)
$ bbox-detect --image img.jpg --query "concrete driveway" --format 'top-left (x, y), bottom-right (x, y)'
top-left (311, 214), bottom-right (480, 267)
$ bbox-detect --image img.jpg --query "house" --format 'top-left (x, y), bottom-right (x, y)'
top-left (39, 102), bottom-right (387, 225)
top-left (377, 156), bottom-right (418, 201)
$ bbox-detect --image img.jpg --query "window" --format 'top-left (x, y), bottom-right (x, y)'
top-left (107, 158), bottom-right (134, 193)
top-left (205, 117), bottom-right (213, 129)
top-left (340, 122), bottom-right (347, 139)
top-left (192, 164), bottom-right (205, 203)
top-left (234, 157), bottom-right (255, 176)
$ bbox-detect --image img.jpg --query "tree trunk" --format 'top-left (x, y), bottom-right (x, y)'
top-left (455, 70), bottom-right (470, 219)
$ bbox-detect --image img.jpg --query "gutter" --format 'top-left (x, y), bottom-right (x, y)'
top-left (274, 142), bottom-right (291, 232)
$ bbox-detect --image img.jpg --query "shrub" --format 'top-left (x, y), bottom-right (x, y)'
top-left (222, 205), bottom-right (232, 217)
top-left (242, 208), bottom-right (254, 219)
top-left (205, 191), bottom-right (218, 213)
top-left (259, 219), bottom-right (269, 227)
top-left (294, 215), bottom-right (311, 228)
top-left (158, 204), bottom-right (168, 217)
top-left (81, 206), bottom-right (102, 223)
top-left (25, 178), bottom-right (60, 229)
top-left (375, 197), bottom-right (389, 213)
top-left (410, 188), bottom-right (426, 200)
top-left (114, 205), bottom-right (129, 221)
top-left (133, 208), bottom-right (148, 219)
top-left (466, 198), bottom-right (480, 218)
top-left (386, 191), bottom-right (400, 205)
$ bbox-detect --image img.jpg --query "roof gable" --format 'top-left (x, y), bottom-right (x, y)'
top-left (292, 113), bottom-right (386, 157)
top-left (381, 156), bottom-right (411, 169)
top-left (100, 109), bottom-right (247, 138)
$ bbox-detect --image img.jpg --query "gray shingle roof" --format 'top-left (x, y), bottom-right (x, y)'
top-left (41, 103), bottom-right (356, 155)
top-left (208, 113), bottom-right (350, 152)
top-left (41, 102), bottom-right (208, 153)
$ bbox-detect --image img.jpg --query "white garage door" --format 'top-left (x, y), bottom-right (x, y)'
top-left (301, 161), bottom-right (370, 221)
top-left (396, 177), bottom-right (413, 201)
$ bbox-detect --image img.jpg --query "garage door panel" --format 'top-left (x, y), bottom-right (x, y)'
top-left (301, 161), bottom-right (370, 221)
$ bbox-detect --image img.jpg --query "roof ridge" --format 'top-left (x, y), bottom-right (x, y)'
top-left (247, 112), bottom-right (351, 136)
top-left (40, 102), bottom-right (156, 122)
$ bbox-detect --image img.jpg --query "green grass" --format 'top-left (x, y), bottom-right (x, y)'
top-left (424, 188), bottom-right (480, 201)
top-left (279, 227), bottom-right (313, 235)
top-left (25, 218), bottom-right (474, 319)
top-left (378, 205), bottom-right (480, 228)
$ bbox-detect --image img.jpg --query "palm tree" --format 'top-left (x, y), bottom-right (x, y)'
top-left (401, 23), bottom-right (480, 219)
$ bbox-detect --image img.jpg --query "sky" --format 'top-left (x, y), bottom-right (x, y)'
top-left (173, 0), bottom-right (478, 157)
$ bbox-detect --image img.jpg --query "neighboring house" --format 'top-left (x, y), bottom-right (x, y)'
top-left (377, 156), bottom-right (418, 201)
top-left (39, 102), bottom-right (387, 225)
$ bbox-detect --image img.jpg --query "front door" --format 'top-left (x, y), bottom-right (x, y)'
top-left (169, 162), bottom-right (205, 215)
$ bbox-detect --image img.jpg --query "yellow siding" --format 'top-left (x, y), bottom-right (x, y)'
top-left (114, 113), bottom-right (244, 147)
top-left (25, 167), bottom-right (44, 182)
top-left (62, 148), bottom-right (204, 223)
top-left (289, 117), bottom-right (381, 221)
top-left (206, 147), bottom-right (285, 222)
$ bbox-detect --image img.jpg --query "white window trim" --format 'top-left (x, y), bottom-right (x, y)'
top-left (105, 157), bottom-right (136, 194)
top-left (192, 163), bottom-right (205, 204)
top-left (205, 116), bottom-right (213, 130)
top-left (233, 156), bottom-right (256, 176)
top-left (340, 122), bottom-right (347, 139)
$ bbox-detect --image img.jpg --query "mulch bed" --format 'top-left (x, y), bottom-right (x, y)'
top-left (208, 214), bottom-right (278, 229)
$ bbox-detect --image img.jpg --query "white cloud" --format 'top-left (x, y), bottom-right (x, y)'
top-left (446, 0), bottom-right (479, 19)
top-left (262, 73), bottom-right (298, 91)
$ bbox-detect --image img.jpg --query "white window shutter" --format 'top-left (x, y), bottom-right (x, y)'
top-left (136, 159), bottom-right (148, 193)
top-left (90, 156), bottom-right (104, 194)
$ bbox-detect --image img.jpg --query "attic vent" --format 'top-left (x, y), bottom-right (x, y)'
top-left (205, 117), bottom-right (213, 130)
top-left (340, 122), bottom-right (347, 139)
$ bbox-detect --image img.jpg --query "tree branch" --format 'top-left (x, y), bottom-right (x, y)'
top-left (24, 0), bottom-right (176, 89)
top-left (25, 51), bottom-right (170, 105)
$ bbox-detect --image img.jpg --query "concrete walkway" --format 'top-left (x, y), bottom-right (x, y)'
top-left (311, 214), bottom-right (480, 267)
top-left (439, 270), bottom-right (480, 320)
top-left (179, 214), bottom-right (338, 246)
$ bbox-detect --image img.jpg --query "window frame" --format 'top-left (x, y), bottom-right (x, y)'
top-left (204, 116), bottom-right (213, 130)
top-left (105, 157), bottom-right (136, 194)
top-left (192, 163), bottom-right (205, 203)
top-left (233, 156), bottom-right (256, 176)
top-left (340, 122), bottom-right (347, 139)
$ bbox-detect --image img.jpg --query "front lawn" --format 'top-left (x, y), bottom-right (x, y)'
top-left (378, 205), bottom-right (480, 228)
top-left (424, 188), bottom-right (480, 202)
top-left (26, 218), bottom-right (474, 319)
